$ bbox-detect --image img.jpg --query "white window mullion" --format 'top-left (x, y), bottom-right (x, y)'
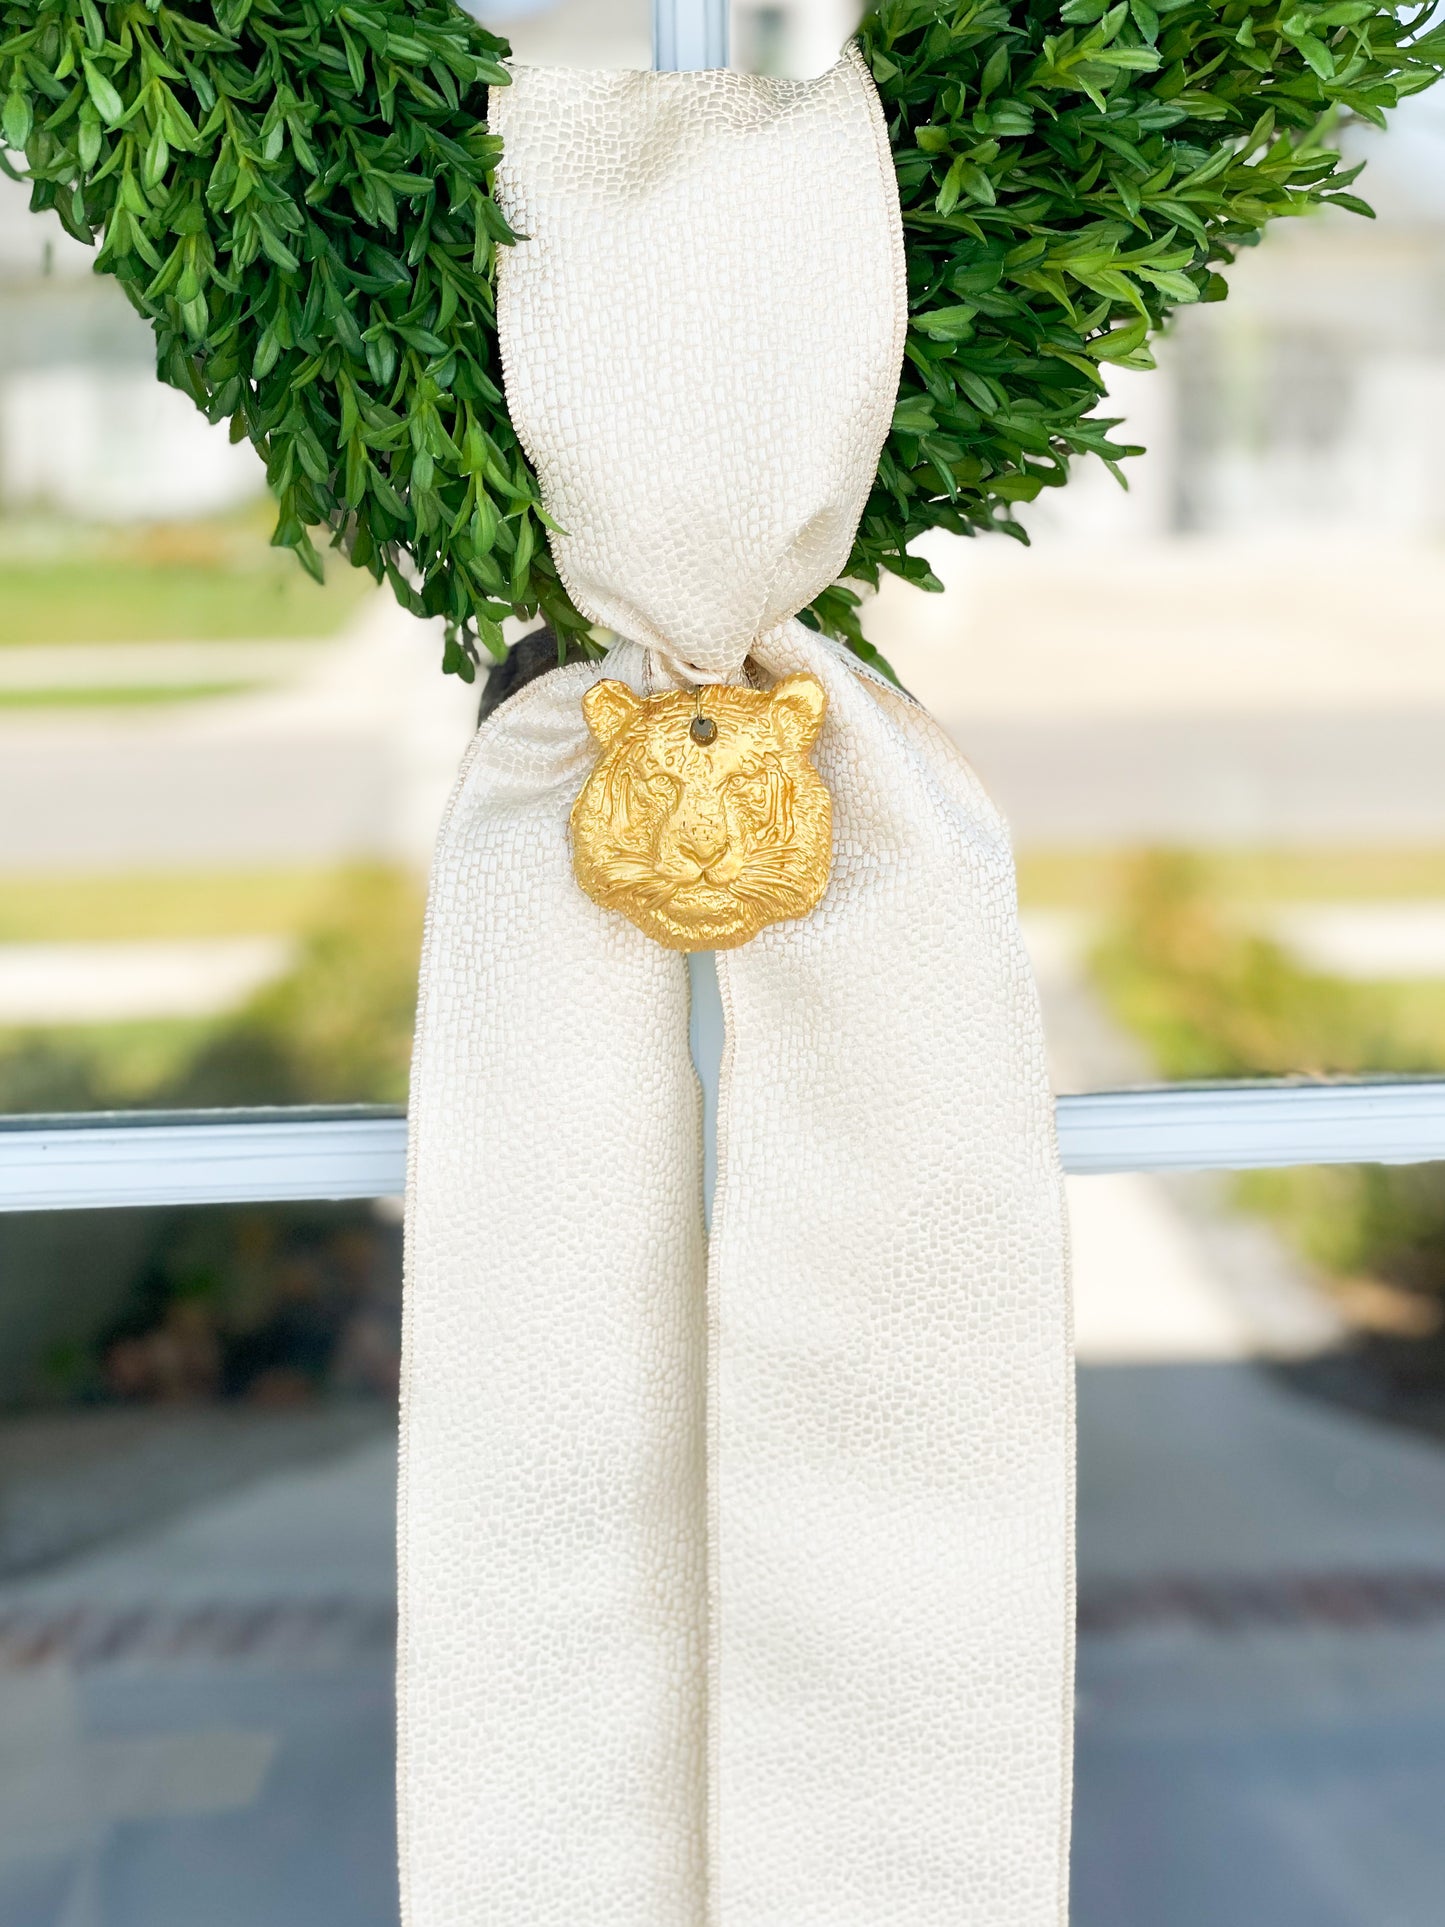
top-left (5, 1082), bottom-right (1445, 1213)
top-left (653, 0), bottom-right (730, 72)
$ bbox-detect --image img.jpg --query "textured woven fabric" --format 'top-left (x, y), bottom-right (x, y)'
top-left (400, 50), bottom-right (1073, 1926)
top-left (488, 50), bottom-right (903, 684)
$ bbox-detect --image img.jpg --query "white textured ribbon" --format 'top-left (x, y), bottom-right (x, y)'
top-left (488, 51), bottom-right (903, 684)
top-left (400, 49), bottom-right (1074, 1927)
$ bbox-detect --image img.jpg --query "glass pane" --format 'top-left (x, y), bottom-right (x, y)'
top-left (0, 1203), bottom-right (401, 1927)
top-left (2, 3), bottom-right (1444, 1924)
top-left (870, 89), bottom-right (1445, 1076)
top-left (1071, 1158), bottom-right (1445, 1926)
top-left (0, 158), bottom-right (454, 1116)
top-left (4, 1175), bottom-right (1442, 1924)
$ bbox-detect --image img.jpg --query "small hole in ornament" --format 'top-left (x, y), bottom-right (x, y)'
top-left (690, 716), bottom-right (717, 746)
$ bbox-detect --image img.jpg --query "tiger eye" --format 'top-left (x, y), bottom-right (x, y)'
top-left (689, 716), bottom-right (717, 746)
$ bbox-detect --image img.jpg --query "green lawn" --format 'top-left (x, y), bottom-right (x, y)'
top-left (0, 869), bottom-right (341, 942)
top-left (1019, 846), bottom-right (1445, 910)
top-left (0, 507), bottom-right (374, 644)
top-left (0, 682), bottom-right (261, 708)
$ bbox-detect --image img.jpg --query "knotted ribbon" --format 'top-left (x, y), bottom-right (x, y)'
top-left (400, 49), bottom-right (1074, 1926)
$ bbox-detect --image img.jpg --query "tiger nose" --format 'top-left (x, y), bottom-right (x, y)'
top-left (678, 823), bottom-right (727, 868)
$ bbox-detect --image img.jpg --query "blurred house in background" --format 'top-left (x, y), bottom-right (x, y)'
top-left (731, 0), bottom-right (859, 74)
top-left (953, 85), bottom-right (1445, 547)
top-left (0, 183), bottom-right (259, 521)
top-left (1107, 90), bottom-right (1445, 545)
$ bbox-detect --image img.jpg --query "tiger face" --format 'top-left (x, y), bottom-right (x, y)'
top-left (570, 675), bottom-right (832, 952)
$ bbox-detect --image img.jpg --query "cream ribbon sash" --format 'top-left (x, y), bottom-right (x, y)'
top-left (400, 49), bottom-right (1074, 1926)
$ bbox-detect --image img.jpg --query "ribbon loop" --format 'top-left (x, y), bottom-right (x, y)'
top-left (489, 50), bottom-right (906, 681)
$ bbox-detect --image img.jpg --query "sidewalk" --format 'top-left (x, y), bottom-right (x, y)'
top-left (0, 599), bottom-right (478, 875)
top-left (1075, 1359), bottom-right (1445, 1927)
top-left (2, 1345), bottom-right (1440, 1922)
top-left (0, 1434), bottom-right (398, 1927)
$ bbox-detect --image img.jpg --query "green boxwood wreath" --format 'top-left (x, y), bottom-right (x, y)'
top-left (2, 0), bottom-right (1442, 678)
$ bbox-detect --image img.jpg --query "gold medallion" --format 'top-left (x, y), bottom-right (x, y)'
top-left (570, 676), bottom-right (832, 952)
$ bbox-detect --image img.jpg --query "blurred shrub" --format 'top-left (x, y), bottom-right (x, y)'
top-left (1094, 852), bottom-right (1445, 1314)
top-left (1091, 850), bottom-right (1417, 1081)
top-left (0, 865), bottom-right (423, 1116)
top-left (177, 866), bottom-right (422, 1108)
top-left (69, 1201), bottom-right (404, 1410)
top-left (0, 867), bottom-right (421, 1407)
top-left (0, 1020), bottom-right (212, 1114)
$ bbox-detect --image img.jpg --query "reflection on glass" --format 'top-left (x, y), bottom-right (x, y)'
top-left (0, 1203), bottom-right (401, 1926)
top-left (1, 3), bottom-right (1444, 1923)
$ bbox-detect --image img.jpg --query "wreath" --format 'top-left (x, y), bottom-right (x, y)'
top-left (1, 0), bottom-right (1441, 678)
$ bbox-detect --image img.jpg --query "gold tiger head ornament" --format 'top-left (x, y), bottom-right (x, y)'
top-left (570, 676), bottom-right (832, 952)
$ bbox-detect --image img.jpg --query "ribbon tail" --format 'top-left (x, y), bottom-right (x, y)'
top-left (400, 660), bottom-right (710, 1925)
top-left (706, 623), bottom-right (1075, 1925)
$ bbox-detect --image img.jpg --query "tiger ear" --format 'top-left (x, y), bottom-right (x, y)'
top-left (768, 674), bottom-right (826, 752)
top-left (582, 679), bottom-right (642, 745)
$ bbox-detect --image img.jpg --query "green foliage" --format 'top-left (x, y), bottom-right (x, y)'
top-left (178, 864), bottom-right (422, 1104)
top-left (2, 0), bottom-right (1443, 674)
top-left (0, 0), bottom-right (580, 676)
top-left (1240, 1158), bottom-right (1445, 1297)
top-left (830, 0), bottom-right (1445, 653)
top-left (0, 866), bottom-right (423, 1114)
